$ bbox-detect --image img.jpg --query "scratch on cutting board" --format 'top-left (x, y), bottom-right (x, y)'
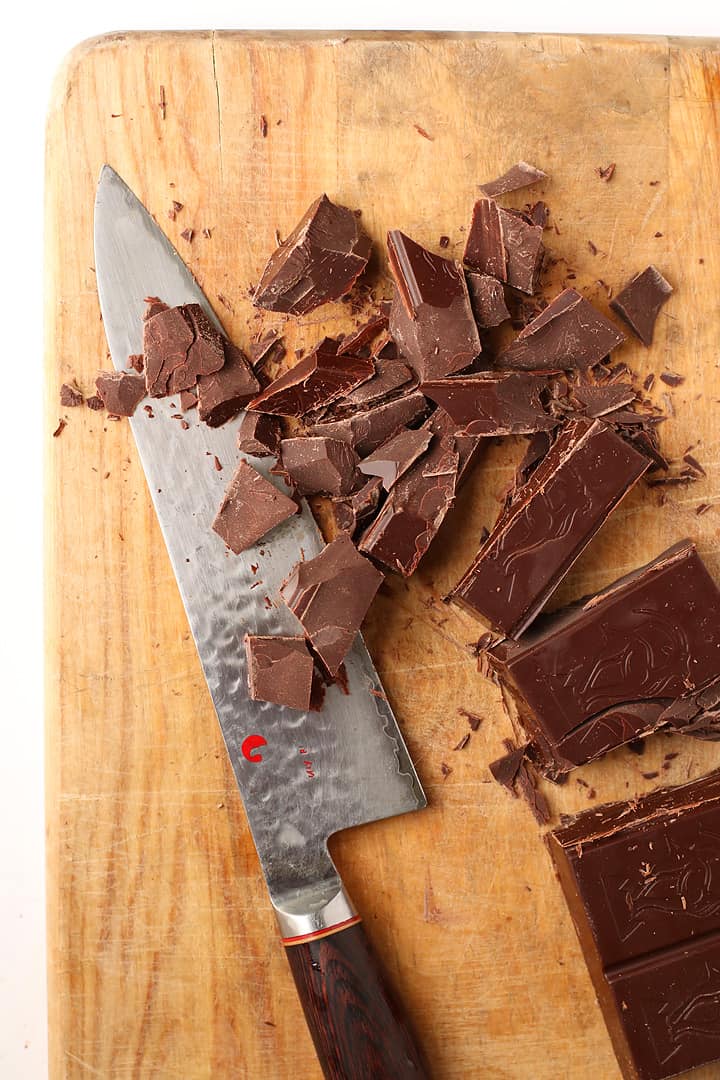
top-left (210, 32), bottom-right (224, 181)
top-left (64, 1050), bottom-right (104, 1076)
top-left (423, 870), bottom-right (443, 923)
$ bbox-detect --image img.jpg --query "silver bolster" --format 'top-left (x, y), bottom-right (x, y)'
top-left (275, 885), bottom-right (358, 942)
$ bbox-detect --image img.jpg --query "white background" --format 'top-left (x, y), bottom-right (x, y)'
top-left (1, 2), bottom-right (718, 1078)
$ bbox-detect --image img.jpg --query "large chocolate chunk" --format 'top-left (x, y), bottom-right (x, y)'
top-left (480, 161), bottom-right (547, 198)
top-left (247, 339), bottom-right (373, 417)
top-left (197, 343), bottom-right (259, 427)
top-left (95, 371), bottom-right (146, 416)
top-left (549, 771), bottom-right (720, 1080)
top-left (489, 540), bottom-right (720, 777)
top-left (387, 230), bottom-right (481, 380)
top-left (465, 271), bottom-right (510, 328)
top-left (610, 265), bottom-right (673, 346)
top-left (496, 288), bottom-right (625, 371)
top-left (463, 199), bottom-right (544, 295)
top-left (358, 424), bottom-right (460, 576)
top-left (359, 427), bottom-right (433, 491)
top-left (421, 372), bottom-right (560, 436)
top-left (253, 194), bottom-right (371, 315)
top-left (309, 390), bottom-right (428, 457)
top-left (280, 533), bottom-right (384, 677)
top-left (212, 459), bottom-right (297, 554)
top-left (280, 437), bottom-right (359, 496)
top-left (244, 635), bottom-right (315, 711)
top-left (143, 303), bottom-right (225, 397)
top-left (450, 417), bottom-right (651, 637)
top-left (236, 411), bottom-right (283, 458)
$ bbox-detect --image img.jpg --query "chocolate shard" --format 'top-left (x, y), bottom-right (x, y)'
top-left (610, 265), bottom-right (673, 346)
top-left (236, 411), bottom-right (283, 458)
top-left (248, 331), bottom-right (286, 387)
top-left (570, 381), bottom-right (637, 418)
top-left (280, 533), bottom-right (384, 677)
top-left (280, 436), bottom-right (359, 496)
top-left (450, 417), bottom-right (651, 638)
top-left (330, 477), bottom-right (384, 535)
top-left (143, 303), bottom-right (225, 397)
top-left (489, 743), bottom-right (527, 790)
top-left (496, 288), bottom-right (626, 371)
top-left (310, 389), bottom-right (428, 457)
top-left (345, 359), bottom-right (414, 407)
top-left (480, 161), bottom-right (548, 198)
top-left (179, 388), bottom-right (197, 411)
top-left (143, 296), bottom-right (168, 321)
top-left (128, 353), bottom-right (144, 374)
top-left (337, 314), bottom-right (389, 357)
top-left (548, 770), bottom-right (720, 1080)
top-left (463, 199), bottom-right (544, 295)
top-left (60, 382), bottom-right (84, 407)
top-left (387, 230), bottom-right (481, 380)
top-left (426, 406), bottom-right (484, 485)
top-left (358, 424), bottom-right (460, 577)
top-left (421, 372), bottom-right (561, 437)
top-left (488, 540), bottom-right (720, 778)
top-left (359, 427), bottom-right (433, 491)
top-left (244, 634), bottom-right (314, 711)
top-left (212, 459), bottom-right (297, 554)
top-left (527, 201), bottom-right (550, 229)
top-left (247, 339), bottom-right (373, 417)
top-left (465, 271), bottom-right (510, 328)
top-left (95, 371), bottom-right (146, 416)
top-left (253, 194), bottom-right (371, 315)
top-left (197, 342), bottom-right (259, 427)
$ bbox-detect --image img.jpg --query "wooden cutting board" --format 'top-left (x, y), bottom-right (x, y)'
top-left (45, 30), bottom-right (720, 1080)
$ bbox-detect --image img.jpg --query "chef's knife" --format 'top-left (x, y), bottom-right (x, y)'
top-left (94, 166), bottom-right (430, 1079)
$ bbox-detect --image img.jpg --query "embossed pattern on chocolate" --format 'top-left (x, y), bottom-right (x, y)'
top-left (549, 770), bottom-right (720, 1079)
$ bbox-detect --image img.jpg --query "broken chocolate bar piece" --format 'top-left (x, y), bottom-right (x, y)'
top-left (359, 427), bottom-right (432, 491)
top-left (387, 230), bottom-right (481, 380)
top-left (480, 161), bottom-right (547, 198)
top-left (465, 271), bottom-right (510, 327)
top-left (489, 743), bottom-right (527, 790)
top-left (253, 194), bottom-right (371, 315)
top-left (60, 382), bottom-right (84, 407)
top-left (337, 314), bottom-right (389, 356)
top-left (248, 331), bottom-right (286, 387)
top-left (345, 359), bottom-right (414, 407)
top-left (236, 411), bottom-right (283, 458)
top-left (247, 339), bottom-right (373, 417)
top-left (549, 770), bottom-right (720, 1080)
top-left (95, 371), bottom-right (146, 416)
top-left (143, 296), bottom-right (168, 321)
top-left (244, 634), bottom-right (315, 711)
top-left (212, 459), bottom-right (297, 554)
top-left (197, 342), bottom-right (259, 427)
top-left (358, 424), bottom-right (460, 576)
top-left (143, 303), bottom-right (225, 397)
top-left (463, 199), bottom-right (544, 295)
top-left (450, 417), bottom-right (651, 637)
top-left (280, 437), bottom-right (359, 496)
top-left (310, 390), bottom-right (428, 457)
top-left (496, 288), bottom-right (625, 371)
top-left (280, 533), bottom-right (384, 677)
top-left (570, 382), bottom-right (637, 418)
top-left (330, 477), bottom-right (383, 535)
top-left (421, 373), bottom-right (560, 436)
top-left (488, 540), bottom-right (720, 777)
top-left (610, 265), bottom-right (673, 346)
top-left (179, 388), bottom-right (197, 411)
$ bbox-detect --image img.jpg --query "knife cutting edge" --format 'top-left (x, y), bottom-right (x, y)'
top-left (93, 165), bottom-right (430, 1079)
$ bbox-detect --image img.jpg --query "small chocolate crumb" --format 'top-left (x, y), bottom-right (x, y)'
top-left (180, 228), bottom-right (194, 243)
top-left (642, 771), bottom-right (660, 780)
top-left (453, 734), bottom-right (471, 752)
top-left (596, 163), bottom-right (616, 182)
top-left (260, 115), bottom-right (268, 137)
top-left (458, 708), bottom-right (483, 731)
top-left (660, 371), bottom-right (684, 388)
top-left (440, 762), bottom-right (452, 779)
top-left (588, 240), bottom-right (598, 256)
top-left (52, 418), bottom-right (67, 438)
top-left (414, 124), bottom-right (433, 140)
top-left (202, 227), bottom-right (212, 239)
top-left (696, 503), bottom-right (711, 516)
top-left (217, 293), bottom-right (235, 314)
top-left (643, 372), bottom-right (655, 392)
top-left (159, 85), bottom-right (166, 120)
top-left (439, 235), bottom-right (450, 248)
top-left (213, 455), bottom-right (223, 472)
top-left (60, 382), bottom-right (84, 407)
top-left (86, 395), bottom-right (104, 411)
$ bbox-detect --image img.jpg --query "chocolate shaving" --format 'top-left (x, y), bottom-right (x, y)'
top-left (60, 382), bottom-right (84, 407)
top-left (480, 161), bottom-right (547, 198)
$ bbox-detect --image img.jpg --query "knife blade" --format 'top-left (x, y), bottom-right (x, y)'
top-left (94, 165), bottom-right (430, 1078)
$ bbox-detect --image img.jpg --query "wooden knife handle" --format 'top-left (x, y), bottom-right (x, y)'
top-left (284, 919), bottom-right (431, 1080)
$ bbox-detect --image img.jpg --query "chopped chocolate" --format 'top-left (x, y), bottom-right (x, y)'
top-left (86, 395), bottom-right (104, 411)
top-left (280, 533), bottom-right (384, 676)
top-left (463, 199), bottom-right (544, 294)
top-left (480, 161), bottom-right (547, 198)
top-left (387, 230), bottom-right (481, 380)
top-left (253, 194), bottom-right (371, 315)
top-left (95, 371), bottom-right (146, 417)
top-left (453, 733), bottom-right (471, 752)
top-left (464, 271), bottom-right (510, 327)
top-left (244, 634), bottom-right (314, 711)
top-left (570, 382), bottom-right (637, 418)
top-left (212, 459), bottom-right (297, 554)
top-left (450, 417), bottom-right (651, 637)
top-left (280, 437), bottom-right (359, 496)
top-left (527, 201), bottom-right (549, 229)
top-left (496, 288), bottom-right (625, 371)
top-left (659, 370), bottom-right (684, 388)
top-left (359, 427), bottom-right (433, 491)
top-left (330, 476), bottom-right (383, 535)
top-left (683, 452), bottom-right (705, 476)
top-left (345, 359), bottom-right (414, 407)
top-left (213, 456), bottom-right (223, 472)
top-left (610, 266), bottom-right (673, 346)
top-left (52, 418), bottom-right (67, 438)
top-left (358, 424), bottom-right (459, 577)
top-left (197, 343), bottom-right (259, 427)
top-left (60, 382), bottom-right (83, 407)
top-left (143, 296), bottom-right (168, 321)
top-left (596, 162), bottom-right (616, 182)
top-left (259, 115), bottom-right (268, 138)
top-left (421, 372), bottom-right (560, 436)
top-left (459, 708), bottom-right (483, 731)
top-left (180, 388), bottom-right (197, 411)
top-left (548, 770), bottom-right (720, 1080)
top-left (490, 740), bottom-right (551, 823)
top-left (143, 303), bottom-right (225, 397)
top-left (247, 339), bottom-right (373, 417)
top-left (489, 743), bottom-right (526, 790)
top-left (236, 411), bottom-right (283, 458)
top-left (337, 315), bottom-right (389, 356)
top-left (310, 390), bottom-right (428, 457)
top-left (488, 540), bottom-right (720, 778)
top-left (180, 228), bottom-right (194, 243)
top-left (128, 353), bottom-right (144, 374)
top-left (439, 235), bottom-right (450, 249)
top-left (248, 332), bottom-right (286, 388)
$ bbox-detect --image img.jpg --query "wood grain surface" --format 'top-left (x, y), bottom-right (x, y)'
top-left (45, 30), bottom-right (720, 1080)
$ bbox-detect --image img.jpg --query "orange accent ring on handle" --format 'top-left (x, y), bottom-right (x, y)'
top-left (281, 914), bottom-right (362, 947)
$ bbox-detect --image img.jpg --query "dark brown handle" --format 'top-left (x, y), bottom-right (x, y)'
top-left (284, 920), bottom-right (431, 1080)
